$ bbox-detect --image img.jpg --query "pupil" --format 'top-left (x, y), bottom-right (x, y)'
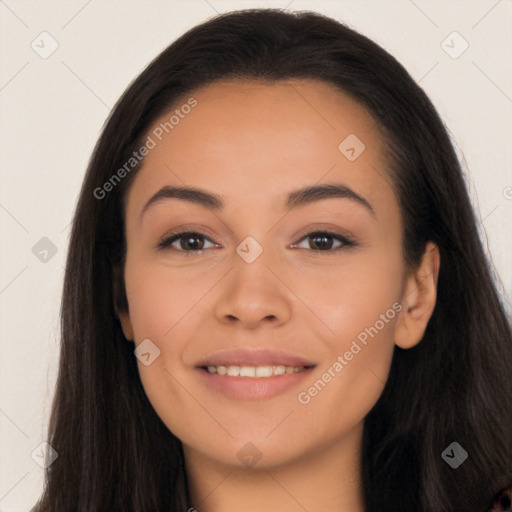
top-left (311, 234), bottom-right (332, 250)
top-left (185, 235), bottom-right (202, 250)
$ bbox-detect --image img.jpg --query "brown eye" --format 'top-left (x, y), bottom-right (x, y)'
top-left (293, 231), bottom-right (355, 251)
top-left (157, 232), bottom-right (216, 252)
top-left (309, 233), bottom-right (335, 250)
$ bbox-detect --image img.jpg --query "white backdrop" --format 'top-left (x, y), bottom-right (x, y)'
top-left (1, 0), bottom-right (511, 510)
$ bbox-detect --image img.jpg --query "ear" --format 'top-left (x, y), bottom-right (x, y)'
top-left (394, 241), bottom-right (440, 349)
top-left (112, 264), bottom-right (134, 341)
top-left (117, 310), bottom-right (134, 341)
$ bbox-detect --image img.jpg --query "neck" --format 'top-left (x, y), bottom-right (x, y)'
top-left (183, 423), bottom-right (365, 512)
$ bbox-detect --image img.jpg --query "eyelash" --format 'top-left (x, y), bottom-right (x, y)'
top-left (156, 229), bottom-right (356, 255)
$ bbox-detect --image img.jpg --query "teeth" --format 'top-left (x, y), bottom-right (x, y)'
top-left (273, 365), bottom-right (285, 375)
top-left (239, 366), bottom-right (255, 377)
top-left (226, 366), bottom-right (239, 376)
top-left (206, 364), bottom-right (306, 377)
top-left (256, 366), bottom-right (272, 377)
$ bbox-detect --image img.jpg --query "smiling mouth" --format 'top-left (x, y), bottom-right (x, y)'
top-left (201, 364), bottom-right (315, 377)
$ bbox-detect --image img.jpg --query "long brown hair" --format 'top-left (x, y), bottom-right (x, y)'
top-left (32, 9), bottom-right (511, 511)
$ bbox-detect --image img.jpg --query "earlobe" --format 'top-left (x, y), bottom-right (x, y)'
top-left (117, 311), bottom-right (134, 341)
top-left (394, 242), bottom-right (440, 349)
top-left (112, 265), bottom-right (134, 341)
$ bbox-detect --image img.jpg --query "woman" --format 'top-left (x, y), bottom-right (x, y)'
top-left (32, 8), bottom-right (511, 512)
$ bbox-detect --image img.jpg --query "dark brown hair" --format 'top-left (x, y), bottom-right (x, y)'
top-left (32, 8), bottom-right (511, 511)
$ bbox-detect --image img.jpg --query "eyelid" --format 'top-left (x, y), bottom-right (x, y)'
top-left (156, 222), bottom-right (220, 244)
top-left (156, 230), bottom-right (219, 252)
top-left (290, 228), bottom-right (356, 250)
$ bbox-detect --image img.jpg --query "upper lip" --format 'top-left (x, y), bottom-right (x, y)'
top-left (195, 348), bottom-right (316, 368)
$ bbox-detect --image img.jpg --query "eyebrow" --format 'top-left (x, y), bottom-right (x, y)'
top-left (139, 182), bottom-right (376, 221)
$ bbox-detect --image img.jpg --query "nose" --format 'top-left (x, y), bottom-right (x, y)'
top-left (213, 254), bottom-right (293, 330)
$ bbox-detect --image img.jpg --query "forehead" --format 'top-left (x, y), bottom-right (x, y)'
top-left (126, 78), bottom-right (395, 218)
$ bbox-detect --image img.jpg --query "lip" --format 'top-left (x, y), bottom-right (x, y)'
top-left (195, 348), bottom-right (316, 368)
top-left (195, 348), bottom-right (316, 401)
top-left (197, 366), bottom-right (315, 400)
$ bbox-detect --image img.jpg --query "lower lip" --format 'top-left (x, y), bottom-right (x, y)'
top-left (196, 367), bottom-right (315, 400)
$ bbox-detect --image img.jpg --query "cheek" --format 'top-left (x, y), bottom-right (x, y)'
top-left (291, 246), bottom-right (403, 344)
top-left (293, 299), bottom-right (398, 454)
top-left (122, 260), bottom-right (214, 419)
top-left (123, 259), bottom-right (203, 342)
top-left (289, 251), bottom-right (402, 428)
top-left (122, 261), bottom-right (203, 437)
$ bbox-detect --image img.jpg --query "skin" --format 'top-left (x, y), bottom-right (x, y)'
top-left (118, 78), bottom-right (440, 512)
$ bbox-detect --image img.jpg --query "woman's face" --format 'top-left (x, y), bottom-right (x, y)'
top-left (119, 78), bottom-right (411, 469)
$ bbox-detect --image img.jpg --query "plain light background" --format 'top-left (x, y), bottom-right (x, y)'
top-left (1, 0), bottom-right (511, 510)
